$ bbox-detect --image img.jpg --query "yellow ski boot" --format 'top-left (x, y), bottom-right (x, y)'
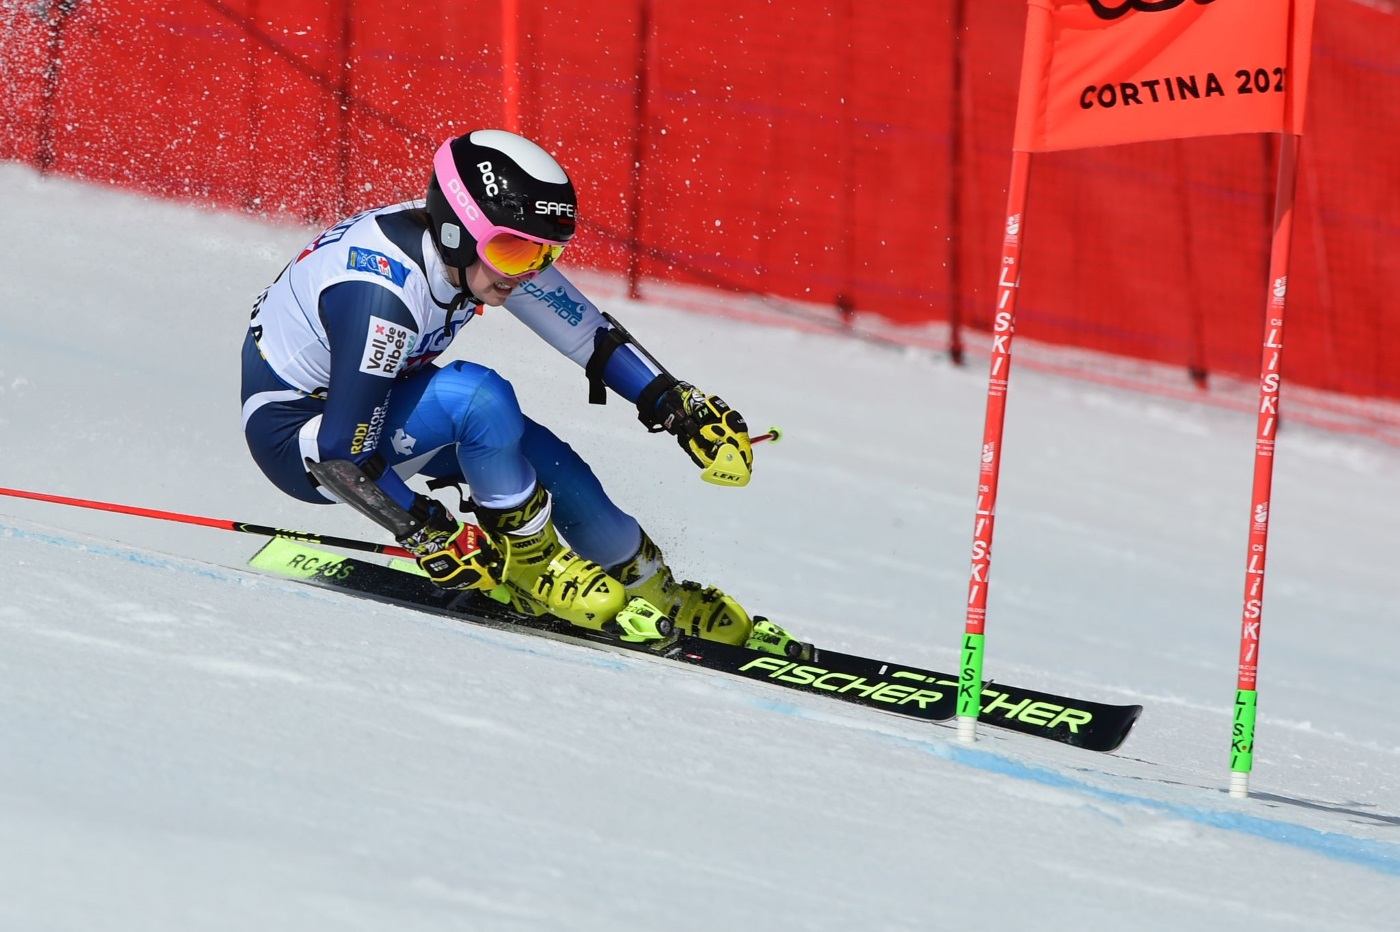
top-left (609, 529), bottom-right (809, 658)
top-left (477, 484), bottom-right (648, 635)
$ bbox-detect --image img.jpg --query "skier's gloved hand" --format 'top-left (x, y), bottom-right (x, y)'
top-left (640, 376), bottom-right (753, 487)
top-left (397, 497), bottom-right (503, 590)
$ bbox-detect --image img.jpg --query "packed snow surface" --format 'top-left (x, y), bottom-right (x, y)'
top-left (2, 163), bottom-right (1398, 930)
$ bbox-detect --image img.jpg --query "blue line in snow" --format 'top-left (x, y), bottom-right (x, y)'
top-left (744, 694), bottom-right (1400, 878)
top-left (929, 740), bottom-right (1400, 877)
top-left (0, 523), bottom-right (247, 582)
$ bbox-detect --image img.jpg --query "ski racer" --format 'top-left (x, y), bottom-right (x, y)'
top-left (240, 129), bottom-right (800, 655)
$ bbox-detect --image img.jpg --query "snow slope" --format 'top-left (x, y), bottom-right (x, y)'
top-left (2, 162), bottom-right (1398, 930)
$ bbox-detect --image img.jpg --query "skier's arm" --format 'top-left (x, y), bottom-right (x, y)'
top-left (501, 266), bottom-right (659, 404)
top-left (317, 281), bottom-right (421, 512)
top-left (504, 268), bottom-right (754, 486)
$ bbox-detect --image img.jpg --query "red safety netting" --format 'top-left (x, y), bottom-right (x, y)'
top-left (2, 0), bottom-right (1396, 431)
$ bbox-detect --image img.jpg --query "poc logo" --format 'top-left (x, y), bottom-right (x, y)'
top-left (476, 160), bottom-right (500, 196)
top-left (444, 178), bottom-right (481, 221)
top-left (535, 201), bottom-right (575, 217)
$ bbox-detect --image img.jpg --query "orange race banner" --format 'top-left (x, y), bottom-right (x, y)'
top-left (1014, 0), bottom-right (1316, 152)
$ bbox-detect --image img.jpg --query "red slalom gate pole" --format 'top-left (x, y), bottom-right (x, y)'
top-left (1227, 132), bottom-right (1302, 800)
top-left (0, 486), bottom-right (414, 559)
top-left (958, 149), bottom-right (1033, 745)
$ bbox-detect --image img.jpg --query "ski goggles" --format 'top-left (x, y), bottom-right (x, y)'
top-left (433, 142), bottom-right (569, 280)
top-left (477, 231), bottom-right (566, 279)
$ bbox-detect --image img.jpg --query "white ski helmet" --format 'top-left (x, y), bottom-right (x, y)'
top-left (425, 129), bottom-right (577, 279)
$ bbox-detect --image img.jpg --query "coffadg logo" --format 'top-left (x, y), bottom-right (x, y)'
top-left (1086, 0), bottom-right (1217, 21)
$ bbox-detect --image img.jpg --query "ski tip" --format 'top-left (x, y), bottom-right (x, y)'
top-left (1092, 704), bottom-right (1145, 753)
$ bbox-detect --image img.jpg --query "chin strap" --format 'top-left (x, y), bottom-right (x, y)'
top-left (455, 265), bottom-right (474, 309)
top-left (425, 269), bottom-right (471, 313)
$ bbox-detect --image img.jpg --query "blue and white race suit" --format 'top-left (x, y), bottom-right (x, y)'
top-left (240, 202), bottom-right (660, 568)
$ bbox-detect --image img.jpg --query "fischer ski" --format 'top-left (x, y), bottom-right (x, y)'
top-left (249, 539), bottom-right (1141, 752)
